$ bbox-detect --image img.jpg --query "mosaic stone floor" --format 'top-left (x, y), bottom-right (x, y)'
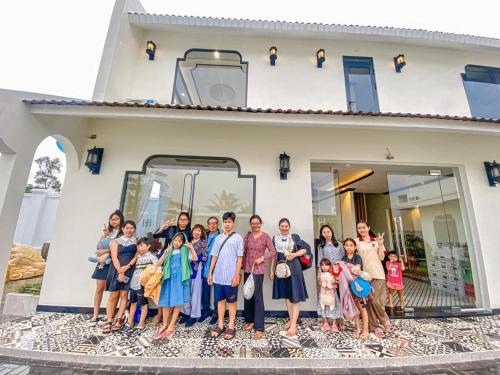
top-left (0, 313), bottom-right (499, 359)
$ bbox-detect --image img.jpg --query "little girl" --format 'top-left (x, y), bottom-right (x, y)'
top-left (341, 238), bottom-right (370, 340)
top-left (386, 251), bottom-right (405, 309)
top-left (156, 232), bottom-right (198, 339)
top-left (317, 258), bottom-right (342, 332)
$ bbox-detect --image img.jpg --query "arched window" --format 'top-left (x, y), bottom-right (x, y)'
top-left (120, 155), bottom-right (255, 236)
top-left (172, 49), bottom-right (248, 107)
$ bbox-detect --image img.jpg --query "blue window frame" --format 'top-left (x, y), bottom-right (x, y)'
top-left (343, 57), bottom-right (380, 113)
top-left (461, 65), bottom-right (500, 119)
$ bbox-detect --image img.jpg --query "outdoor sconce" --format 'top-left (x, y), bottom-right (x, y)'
top-left (484, 160), bottom-right (500, 186)
top-left (279, 152), bottom-right (291, 180)
top-left (316, 49), bottom-right (326, 68)
top-left (146, 41), bottom-right (156, 60)
top-left (394, 54), bottom-right (406, 73)
top-left (85, 147), bottom-right (104, 175)
top-left (269, 46), bottom-right (278, 66)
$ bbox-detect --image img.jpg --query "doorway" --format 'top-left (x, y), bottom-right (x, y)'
top-left (311, 162), bottom-right (478, 310)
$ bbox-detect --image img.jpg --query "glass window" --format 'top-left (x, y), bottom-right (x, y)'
top-left (343, 57), bottom-right (380, 113)
top-left (121, 156), bottom-right (255, 236)
top-left (172, 49), bottom-right (248, 107)
top-left (462, 65), bottom-right (500, 119)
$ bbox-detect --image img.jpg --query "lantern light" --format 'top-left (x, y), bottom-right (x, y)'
top-left (316, 49), bottom-right (326, 68)
top-left (394, 54), bottom-right (406, 73)
top-left (484, 160), bottom-right (500, 187)
top-left (279, 152), bottom-right (291, 180)
top-left (146, 41), bottom-right (156, 61)
top-left (269, 46), bottom-right (278, 66)
top-left (85, 147), bottom-right (104, 175)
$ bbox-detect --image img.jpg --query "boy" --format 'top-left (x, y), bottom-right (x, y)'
top-left (207, 212), bottom-right (243, 340)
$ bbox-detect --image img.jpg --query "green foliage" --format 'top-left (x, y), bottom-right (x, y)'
top-left (16, 282), bottom-right (41, 295)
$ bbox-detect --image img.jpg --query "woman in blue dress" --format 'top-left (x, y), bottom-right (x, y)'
top-left (156, 232), bottom-right (198, 339)
top-left (272, 218), bottom-right (311, 337)
top-left (102, 220), bottom-right (138, 334)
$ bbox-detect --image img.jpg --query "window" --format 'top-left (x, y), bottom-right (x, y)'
top-left (172, 49), bottom-right (248, 107)
top-left (343, 57), bottom-right (380, 113)
top-left (121, 156), bottom-right (255, 236)
top-left (462, 65), bottom-right (500, 119)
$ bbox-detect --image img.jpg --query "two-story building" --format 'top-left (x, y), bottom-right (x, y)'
top-left (0, 0), bottom-right (499, 315)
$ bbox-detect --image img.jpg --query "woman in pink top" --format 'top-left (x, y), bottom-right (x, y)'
top-left (242, 214), bottom-right (276, 340)
top-left (386, 251), bottom-right (405, 309)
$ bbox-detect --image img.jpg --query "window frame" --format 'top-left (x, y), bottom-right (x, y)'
top-left (171, 48), bottom-right (249, 107)
top-left (461, 64), bottom-right (500, 119)
top-left (342, 56), bottom-right (380, 113)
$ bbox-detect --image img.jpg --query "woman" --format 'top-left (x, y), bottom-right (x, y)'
top-left (317, 224), bottom-right (344, 272)
top-left (355, 220), bottom-right (391, 338)
top-left (272, 218), bottom-right (311, 337)
top-left (242, 215), bottom-right (276, 340)
top-left (102, 220), bottom-right (138, 334)
top-left (90, 210), bottom-right (124, 324)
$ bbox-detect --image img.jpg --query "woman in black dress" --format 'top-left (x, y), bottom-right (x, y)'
top-left (272, 218), bottom-right (311, 337)
top-left (90, 210), bottom-right (123, 324)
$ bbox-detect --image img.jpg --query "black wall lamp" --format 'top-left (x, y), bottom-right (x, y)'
top-left (484, 160), bottom-right (500, 186)
top-left (279, 152), bottom-right (290, 180)
top-left (85, 147), bottom-right (104, 175)
top-left (394, 54), bottom-right (406, 73)
top-left (316, 49), bottom-right (325, 68)
top-left (146, 41), bottom-right (156, 60)
top-left (269, 46), bottom-right (278, 66)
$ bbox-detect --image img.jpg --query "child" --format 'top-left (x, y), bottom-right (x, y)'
top-left (342, 238), bottom-right (370, 340)
top-left (386, 251), bottom-right (405, 309)
top-left (88, 224), bottom-right (115, 267)
top-left (183, 224), bottom-right (208, 327)
top-left (156, 232), bottom-right (198, 339)
top-left (126, 237), bottom-right (157, 330)
top-left (317, 258), bottom-right (341, 332)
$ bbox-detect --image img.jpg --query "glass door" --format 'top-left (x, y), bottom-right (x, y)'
top-left (386, 170), bottom-right (477, 308)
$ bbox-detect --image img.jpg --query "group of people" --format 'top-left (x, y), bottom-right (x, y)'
top-left (88, 209), bottom-right (405, 341)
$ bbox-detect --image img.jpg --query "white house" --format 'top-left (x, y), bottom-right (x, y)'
top-left (0, 0), bottom-right (499, 314)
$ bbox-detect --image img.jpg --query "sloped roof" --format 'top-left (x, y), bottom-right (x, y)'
top-left (22, 99), bottom-right (500, 124)
top-left (128, 12), bottom-right (500, 50)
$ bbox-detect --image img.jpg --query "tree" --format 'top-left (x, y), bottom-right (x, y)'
top-left (205, 191), bottom-right (246, 213)
top-left (33, 156), bottom-right (62, 192)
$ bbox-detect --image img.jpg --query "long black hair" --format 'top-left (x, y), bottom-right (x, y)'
top-left (176, 211), bottom-right (191, 231)
top-left (108, 210), bottom-right (124, 237)
top-left (319, 224), bottom-right (339, 247)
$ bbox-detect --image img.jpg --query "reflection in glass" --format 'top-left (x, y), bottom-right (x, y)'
top-left (462, 65), bottom-right (500, 119)
top-left (343, 57), bottom-right (379, 113)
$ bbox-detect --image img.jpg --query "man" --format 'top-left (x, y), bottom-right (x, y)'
top-left (197, 216), bottom-right (220, 325)
top-left (207, 212), bottom-right (243, 340)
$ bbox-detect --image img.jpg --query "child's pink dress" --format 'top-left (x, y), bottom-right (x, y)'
top-left (386, 261), bottom-right (403, 290)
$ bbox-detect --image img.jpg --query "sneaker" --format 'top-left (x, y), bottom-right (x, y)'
top-left (185, 318), bottom-right (197, 328)
top-left (209, 316), bottom-right (218, 325)
top-left (88, 256), bottom-right (98, 263)
top-left (178, 314), bottom-right (189, 324)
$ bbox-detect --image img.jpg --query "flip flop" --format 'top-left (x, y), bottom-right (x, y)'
top-left (210, 326), bottom-right (225, 338)
top-left (224, 328), bottom-right (236, 340)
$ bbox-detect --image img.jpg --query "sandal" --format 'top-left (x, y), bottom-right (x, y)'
top-left (285, 329), bottom-right (297, 337)
top-left (111, 320), bottom-right (123, 332)
top-left (321, 322), bottom-right (331, 332)
top-left (244, 323), bottom-right (254, 332)
top-left (211, 326), bottom-right (225, 338)
top-left (331, 324), bottom-right (339, 333)
top-left (374, 327), bottom-right (385, 338)
top-left (353, 329), bottom-right (361, 339)
top-left (360, 331), bottom-right (369, 340)
top-left (384, 321), bottom-right (392, 331)
top-left (253, 331), bottom-right (264, 340)
top-left (224, 328), bottom-right (236, 340)
top-left (102, 321), bottom-right (112, 334)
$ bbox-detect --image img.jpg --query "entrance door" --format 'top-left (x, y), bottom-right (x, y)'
top-left (386, 171), bottom-right (476, 308)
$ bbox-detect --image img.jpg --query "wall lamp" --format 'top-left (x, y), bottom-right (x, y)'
top-left (484, 160), bottom-right (500, 186)
top-left (85, 147), bottom-right (104, 175)
top-left (279, 152), bottom-right (291, 180)
top-left (316, 49), bottom-right (325, 68)
top-left (146, 41), bottom-right (156, 60)
top-left (394, 54), bottom-right (406, 73)
top-left (269, 46), bottom-right (278, 66)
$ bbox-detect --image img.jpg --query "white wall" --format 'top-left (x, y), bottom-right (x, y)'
top-left (38, 117), bottom-right (500, 311)
top-left (98, 20), bottom-right (500, 117)
top-left (14, 190), bottom-right (60, 249)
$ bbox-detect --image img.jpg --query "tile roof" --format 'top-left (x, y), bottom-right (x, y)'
top-left (22, 99), bottom-right (500, 124)
top-left (128, 13), bottom-right (500, 50)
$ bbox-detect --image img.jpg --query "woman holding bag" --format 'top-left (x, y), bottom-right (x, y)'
top-left (272, 218), bottom-right (312, 337)
top-left (242, 215), bottom-right (276, 340)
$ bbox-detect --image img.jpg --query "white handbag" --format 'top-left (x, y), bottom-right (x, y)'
top-left (275, 260), bottom-right (291, 279)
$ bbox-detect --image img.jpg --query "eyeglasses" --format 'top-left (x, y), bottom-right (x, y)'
top-left (250, 222), bottom-right (262, 226)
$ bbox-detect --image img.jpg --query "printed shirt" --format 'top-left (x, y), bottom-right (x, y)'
top-left (317, 242), bottom-right (345, 268)
top-left (242, 233), bottom-right (276, 274)
top-left (130, 252), bottom-right (158, 290)
top-left (211, 232), bottom-right (244, 285)
top-left (355, 237), bottom-right (386, 280)
top-left (386, 261), bottom-right (403, 285)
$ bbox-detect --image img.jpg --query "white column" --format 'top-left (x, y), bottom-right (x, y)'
top-left (0, 150), bottom-right (34, 300)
